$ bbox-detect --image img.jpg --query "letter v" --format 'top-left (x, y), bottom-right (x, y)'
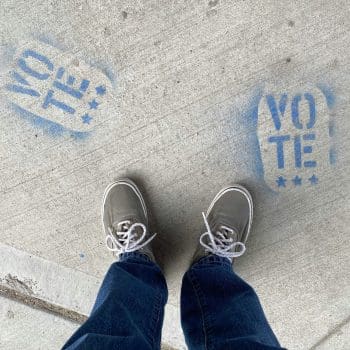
top-left (6, 70), bottom-right (40, 97)
top-left (266, 94), bottom-right (288, 131)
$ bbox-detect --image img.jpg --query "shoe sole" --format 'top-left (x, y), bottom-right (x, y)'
top-left (206, 184), bottom-right (254, 245)
top-left (101, 178), bottom-right (149, 235)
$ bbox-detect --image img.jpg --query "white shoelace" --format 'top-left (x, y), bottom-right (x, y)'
top-left (200, 212), bottom-right (246, 259)
top-left (106, 220), bottom-right (156, 256)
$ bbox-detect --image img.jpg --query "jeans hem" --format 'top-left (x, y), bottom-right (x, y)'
top-left (120, 251), bottom-right (154, 263)
top-left (192, 254), bottom-right (232, 269)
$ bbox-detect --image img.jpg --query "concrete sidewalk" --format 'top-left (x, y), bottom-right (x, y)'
top-left (0, 0), bottom-right (350, 349)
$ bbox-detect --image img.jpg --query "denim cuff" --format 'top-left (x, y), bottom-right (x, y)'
top-left (192, 254), bottom-right (233, 269)
top-left (119, 251), bottom-right (153, 263)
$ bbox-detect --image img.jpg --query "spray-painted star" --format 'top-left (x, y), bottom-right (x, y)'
top-left (292, 175), bottom-right (302, 186)
top-left (89, 99), bottom-right (99, 109)
top-left (81, 113), bottom-right (93, 124)
top-left (276, 176), bottom-right (287, 187)
top-left (309, 174), bottom-right (318, 185)
top-left (95, 85), bottom-right (106, 96)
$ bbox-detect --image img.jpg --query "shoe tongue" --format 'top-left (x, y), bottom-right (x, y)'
top-left (209, 216), bottom-right (239, 237)
top-left (117, 222), bottom-right (131, 232)
top-left (112, 216), bottom-right (136, 229)
top-left (219, 225), bottom-right (239, 242)
top-left (114, 220), bottom-right (146, 238)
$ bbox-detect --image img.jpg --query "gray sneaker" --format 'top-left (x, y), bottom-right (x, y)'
top-left (192, 185), bottom-right (253, 263)
top-left (102, 178), bottom-right (156, 261)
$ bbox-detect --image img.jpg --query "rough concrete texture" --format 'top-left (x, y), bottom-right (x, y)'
top-left (0, 0), bottom-right (349, 349)
top-left (0, 242), bottom-right (183, 348)
top-left (0, 295), bottom-right (78, 349)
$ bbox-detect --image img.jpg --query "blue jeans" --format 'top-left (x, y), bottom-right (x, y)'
top-left (63, 253), bottom-right (284, 350)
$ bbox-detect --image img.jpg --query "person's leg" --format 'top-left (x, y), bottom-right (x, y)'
top-left (181, 185), bottom-right (285, 350)
top-left (181, 256), bottom-right (282, 350)
top-left (63, 178), bottom-right (167, 349)
top-left (63, 252), bottom-right (167, 350)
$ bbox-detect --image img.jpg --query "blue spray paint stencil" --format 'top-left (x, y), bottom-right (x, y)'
top-left (3, 39), bottom-right (114, 139)
top-left (255, 85), bottom-right (336, 191)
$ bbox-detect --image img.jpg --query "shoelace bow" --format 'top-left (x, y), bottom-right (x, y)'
top-left (200, 212), bottom-right (246, 259)
top-left (106, 220), bottom-right (156, 256)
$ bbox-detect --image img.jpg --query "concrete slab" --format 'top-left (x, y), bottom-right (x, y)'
top-left (0, 0), bottom-right (349, 349)
top-left (313, 318), bottom-right (350, 350)
top-left (0, 295), bottom-right (78, 350)
top-left (0, 242), bottom-right (184, 349)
